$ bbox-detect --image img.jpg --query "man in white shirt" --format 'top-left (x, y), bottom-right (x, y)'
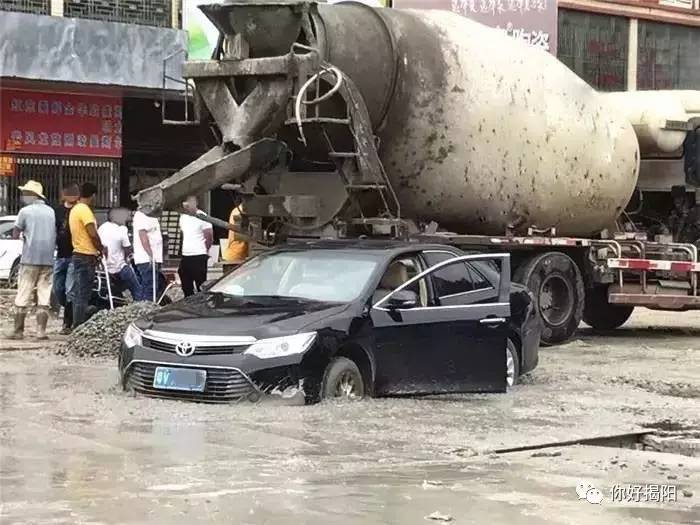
top-left (179, 195), bottom-right (213, 296)
top-left (98, 208), bottom-right (140, 300)
top-left (132, 207), bottom-right (164, 302)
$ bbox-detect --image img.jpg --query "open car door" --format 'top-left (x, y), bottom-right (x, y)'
top-left (370, 253), bottom-right (511, 395)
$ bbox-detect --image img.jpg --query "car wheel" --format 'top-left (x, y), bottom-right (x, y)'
top-left (506, 339), bottom-right (520, 387)
top-left (321, 357), bottom-right (365, 400)
top-left (514, 252), bottom-right (584, 346)
top-left (583, 285), bottom-right (634, 330)
top-left (7, 260), bottom-right (19, 289)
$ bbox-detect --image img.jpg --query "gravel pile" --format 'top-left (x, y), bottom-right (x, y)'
top-left (0, 292), bottom-right (16, 321)
top-left (56, 302), bottom-right (160, 358)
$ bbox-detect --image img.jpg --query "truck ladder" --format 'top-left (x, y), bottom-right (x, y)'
top-left (286, 62), bottom-right (405, 236)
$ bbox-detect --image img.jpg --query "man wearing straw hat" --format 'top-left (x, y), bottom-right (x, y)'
top-left (7, 180), bottom-right (56, 340)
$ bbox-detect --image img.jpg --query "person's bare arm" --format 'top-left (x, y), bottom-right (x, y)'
top-left (86, 223), bottom-right (103, 254)
top-left (13, 211), bottom-right (24, 239)
top-left (138, 230), bottom-right (153, 260)
top-left (204, 228), bottom-right (214, 251)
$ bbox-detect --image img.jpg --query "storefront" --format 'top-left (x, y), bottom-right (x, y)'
top-left (0, 4), bottom-right (194, 215)
top-left (387, 0), bottom-right (700, 91)
top-left (557, 4), bottom-right (700, 91)
top-left (0, 88), bottom-right (122, 214)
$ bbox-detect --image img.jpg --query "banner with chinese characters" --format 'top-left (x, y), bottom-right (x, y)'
top-left (393, 0), bottom-right (558, 55)
top-left (1, 89), bottom-right (123, 158)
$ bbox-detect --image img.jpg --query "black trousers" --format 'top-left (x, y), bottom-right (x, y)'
top-left (178, 255), bottom-right (208, 297)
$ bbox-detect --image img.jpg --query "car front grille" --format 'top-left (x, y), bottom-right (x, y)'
top-left (125, 362), bottom-right (256, 403)
top-left (142, 337), bottom-right (249, 356)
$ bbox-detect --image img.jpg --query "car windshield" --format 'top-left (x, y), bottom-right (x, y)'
top-left (210, 250), bottom-right (379, 303)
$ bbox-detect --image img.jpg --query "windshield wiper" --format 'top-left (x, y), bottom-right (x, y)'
top-left (205, 291), bottom-right (268, 307)
top-left (258, 295), bottom-right (324, 305)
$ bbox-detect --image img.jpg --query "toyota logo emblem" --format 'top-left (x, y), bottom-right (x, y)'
top-left (175, 341), bottom-right (196, 357)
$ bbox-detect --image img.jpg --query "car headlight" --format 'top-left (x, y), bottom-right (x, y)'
top-left (244, 332), bottom-right (317, 359)
top-left (123, 323), bottom-right (143, 348)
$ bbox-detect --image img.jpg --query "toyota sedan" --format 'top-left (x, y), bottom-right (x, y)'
top-left (119, 241), bottom-right (540, 403)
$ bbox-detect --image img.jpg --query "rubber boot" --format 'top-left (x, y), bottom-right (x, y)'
top-left (60, 302), bottom-right (73, 335)
top-left (6, 311), bottom-right (26, 340)
top-left (36, 308), bottom-right (49, 340)
top-left (72, 302), bottom-right (87, 329)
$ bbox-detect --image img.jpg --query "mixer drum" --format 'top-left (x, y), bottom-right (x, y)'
top-left (312, 5), bottom-right (640, 236)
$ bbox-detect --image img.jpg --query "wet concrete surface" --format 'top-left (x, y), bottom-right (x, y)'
top-left (0, 309), bottom-right (699, 524)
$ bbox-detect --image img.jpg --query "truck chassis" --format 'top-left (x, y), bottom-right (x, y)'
top-left (410, 229), bottom-right (700, 344)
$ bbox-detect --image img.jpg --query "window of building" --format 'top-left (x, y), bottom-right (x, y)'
top-left (64, 0), bottom-right (172, 28)
top-left (557, 9), bottom-right (629, 91)
top-left (637, 21), bottom-right (700, 90)
top-left (0, 0), bottom-right (49, 15)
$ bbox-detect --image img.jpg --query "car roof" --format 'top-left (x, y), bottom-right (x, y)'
top-left (273, 239), bottom-right (460, 258)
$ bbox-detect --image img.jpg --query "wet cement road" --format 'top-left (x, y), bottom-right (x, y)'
top-left (0, 309), bottom-right (699, 524)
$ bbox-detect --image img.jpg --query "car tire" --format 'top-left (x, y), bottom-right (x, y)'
top-left (583, 285), bottom-right (634, 330)
top-left (7, 259), bottom-right (19, 289)
top-left (514, 252), bottom-right (584, 346)
top-left (507, 339), bottom-right (520, 388)
top-left (321, 356), bottom-right (365, 400)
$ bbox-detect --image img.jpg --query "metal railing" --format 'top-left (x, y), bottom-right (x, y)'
top-left (0, 154), bottom-right (119, 214)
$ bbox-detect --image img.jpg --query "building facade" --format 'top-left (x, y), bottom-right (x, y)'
top-left (392, 0), bottom-right (699, 91)
top-left (558, 0), bottom-right (700, 91)
top-left (0, 0), bottom-right (207, 218)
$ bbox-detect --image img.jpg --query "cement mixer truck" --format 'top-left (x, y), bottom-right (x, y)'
top-left (138, 1), bottom-right (700, 345)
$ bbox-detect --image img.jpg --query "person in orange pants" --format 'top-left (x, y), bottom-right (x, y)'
top-left (222, 198), bottom-right (249, 275)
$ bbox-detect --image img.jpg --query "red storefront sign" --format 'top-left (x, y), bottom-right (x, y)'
top-left (1, 89), bottom-right (122, 158)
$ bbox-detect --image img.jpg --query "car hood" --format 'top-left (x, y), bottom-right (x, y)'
top-left (141, 293), bottom-right (353, 340)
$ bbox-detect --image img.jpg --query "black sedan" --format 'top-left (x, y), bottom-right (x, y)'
top-left (119, 241), bottom-right (540, 403)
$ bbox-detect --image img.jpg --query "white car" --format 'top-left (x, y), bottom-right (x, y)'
top-left (0, 215), bottom-right (22, 287)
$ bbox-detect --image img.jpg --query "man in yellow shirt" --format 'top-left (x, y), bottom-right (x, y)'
top-left (222, 199), bottom-right (249, 274)
top-left (68, 182), bottom-right (103, 329)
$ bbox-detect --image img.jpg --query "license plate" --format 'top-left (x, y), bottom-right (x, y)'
top-left (153, 367), bottom-right (206, 392)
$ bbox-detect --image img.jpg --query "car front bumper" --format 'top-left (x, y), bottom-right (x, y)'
top-left (119, 343), bottom-right (308, 403)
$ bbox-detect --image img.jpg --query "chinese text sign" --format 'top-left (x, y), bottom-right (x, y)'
top-left (393, 0), bottom-right (558, 55)
top-left (1, 90), bottom-right (123, 158)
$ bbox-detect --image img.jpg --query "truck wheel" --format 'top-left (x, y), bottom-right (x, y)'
top-left (321, 357), bottom-right (365, 400)
top-left (514, 252), bottom-right (584, 346)
top-left (583, 285), bottom-right (634, 330)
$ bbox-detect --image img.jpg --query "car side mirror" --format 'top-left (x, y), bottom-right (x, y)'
top-left (386, 290), bottom-right (419, 310)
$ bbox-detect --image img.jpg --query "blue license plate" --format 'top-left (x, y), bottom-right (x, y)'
top-left (153, 367), bottom-right (206, 392)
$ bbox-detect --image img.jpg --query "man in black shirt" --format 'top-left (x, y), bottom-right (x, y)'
top-left (53, 184), bottom-right (79, 334)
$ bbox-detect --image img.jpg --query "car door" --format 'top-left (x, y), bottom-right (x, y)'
top-left (0, 220), bottom-right (21, 279)
top-left (369, 254), bottom-right (433, 395)
top-left (370, 253), bottom-right (511, 395)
